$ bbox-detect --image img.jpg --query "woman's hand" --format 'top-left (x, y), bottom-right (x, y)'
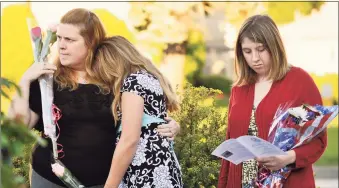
top-left (21, 62), bottom-right (57, 83)
top-left (255, 150), bottom-right (296, 171)
top-left (156, 116), bottom-right (180, 140)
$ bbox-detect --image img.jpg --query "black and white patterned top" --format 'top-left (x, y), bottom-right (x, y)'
top-left (242, 106), bottom-right (259, 188)
top-left (119, 69), bottom-right (167, 120)
top-left (117, 69), bottom-right (183, 188)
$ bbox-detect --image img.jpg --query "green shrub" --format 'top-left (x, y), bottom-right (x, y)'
top-left (12, 129), bottom-right (42, 187)
top-left (1, 77), bottom-right (46, 188)
top-left (196, 75), bottom-right (232, 95)
top-left (184, 30), bottom-right (206, 86)
top-left (170, 83), bottom-right (227, 187)
top-left (1, 116), bottom-right (45, 188)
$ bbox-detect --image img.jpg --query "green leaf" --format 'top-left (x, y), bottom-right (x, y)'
top-left (0, 77), bottom-right (22, 96)
top-left (1, 134), bottom-right (9, 147)
top-left (0, 77), bottom-right (12, 88)
top-left (170, 83), bottom-right (226, 186)
top-left (0, 90), bottom-right (10, 99)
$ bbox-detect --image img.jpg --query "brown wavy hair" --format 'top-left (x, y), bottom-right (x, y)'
top-left (234, 14), bottom-right (290, 86)
top-left (53, 8), bottom-right (109, 93)
top-left (93, 36), bottom-right (180, 123)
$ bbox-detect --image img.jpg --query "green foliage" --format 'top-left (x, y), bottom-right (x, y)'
top-left (1, 114), bottom-right (45, 188)
top-left (12, 129), bottom-right (42, 186)
top-left (0, 77), bottom-right (21, 99)
top-left (315, 127), bottom-right (338, 166)
top-left (184, 30), bottom-right (206, 85)
top-left (170, 83), bottom-right (227, 187)
top-left (1, 77), bottom-right (46, 188)
top-left (196, 75), bottom-right (232, 96)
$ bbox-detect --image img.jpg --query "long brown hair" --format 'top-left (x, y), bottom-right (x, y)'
top-left (53, 8), bottom-right (108, 92)
top-left (234, 14), bottom-right (290, 86)
top-left (93, 36), bottom-right (180, 123)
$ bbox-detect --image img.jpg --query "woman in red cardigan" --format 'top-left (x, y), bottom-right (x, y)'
top-left (218, 15), bottom-right (327, 188)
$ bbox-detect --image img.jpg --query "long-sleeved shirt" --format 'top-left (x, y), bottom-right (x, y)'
top-left (218, 66), bottom-right (327, 188)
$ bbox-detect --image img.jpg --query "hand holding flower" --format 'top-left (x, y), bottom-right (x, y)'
top-left (21, 62), bottom-right (57, 83)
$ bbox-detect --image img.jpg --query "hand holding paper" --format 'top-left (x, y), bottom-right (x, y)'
top-left (255, 150), bottom-right (296, 171)
top-left (212, 135), bottom-right (286, 165)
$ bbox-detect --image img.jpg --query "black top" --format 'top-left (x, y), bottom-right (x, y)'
top-left (29, 80), bottom-right (116, 186)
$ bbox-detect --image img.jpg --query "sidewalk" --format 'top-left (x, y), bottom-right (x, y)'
top-left (315, 179), bottom-right (338, 188)
top-left (314, 166), bottom-right (338, 188)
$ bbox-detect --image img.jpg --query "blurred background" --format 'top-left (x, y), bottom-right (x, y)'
top-left (1, 1), bottom-right (338, 187)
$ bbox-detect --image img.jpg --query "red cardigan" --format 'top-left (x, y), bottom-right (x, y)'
top-left (218, 67), bottom-right (327, 188)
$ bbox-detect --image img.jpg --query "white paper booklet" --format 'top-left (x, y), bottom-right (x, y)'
top-left (212, 135), bottom-right (287, 165)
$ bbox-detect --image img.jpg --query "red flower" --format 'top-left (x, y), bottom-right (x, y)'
top-left (31, 27), bottom-right (41, 40)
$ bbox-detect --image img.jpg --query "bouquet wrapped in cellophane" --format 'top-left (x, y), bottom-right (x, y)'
top-left (27, 19), bottom-right (84, 188)
top-left (255, 103), bottom-right (338, 188)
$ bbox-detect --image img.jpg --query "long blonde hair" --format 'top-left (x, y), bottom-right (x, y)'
top-left (234, 14), bottom-right (290, 86)
top-left (93, 36), bottom-right (180, 122)
top-left (54, 8), bottom-right (108, 92)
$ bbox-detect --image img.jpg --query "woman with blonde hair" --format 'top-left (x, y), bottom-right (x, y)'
top-left (93, 36), bottom-right (183, 188)
top-left (218, 15), bottom-right (326, 188)
top-left (8, 8), bottom-right (180, 188)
